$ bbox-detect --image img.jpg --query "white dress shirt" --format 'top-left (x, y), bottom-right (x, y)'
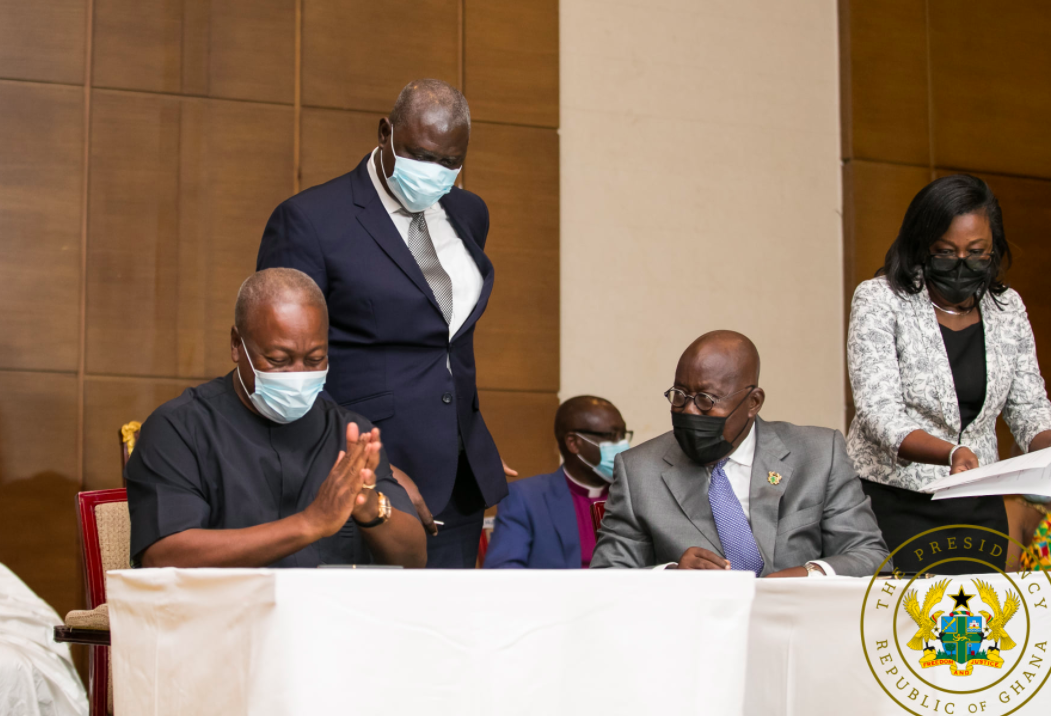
top-left (658, 421), bottom-right (834, 576)
top-left (367, 148), bottom-right (483, 340)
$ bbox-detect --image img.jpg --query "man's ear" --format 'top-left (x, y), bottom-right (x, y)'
top-left (748, 388), bottom-right (766, 418)
top-left (377, 117), bottom-right (391, 148)
top-left (563, 434), bottom-right (582, 457)
top-left (230, 327), bottom-right (241, 364)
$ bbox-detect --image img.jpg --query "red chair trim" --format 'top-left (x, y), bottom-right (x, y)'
top-left (76, 488), bottom-right (126, 716)
top-left (590, 500), bottom-right (607, 537)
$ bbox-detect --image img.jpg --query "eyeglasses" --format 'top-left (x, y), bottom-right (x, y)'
top-left (928, 255), bottom-right (993, 273)
top-left (664, 385), bottom-right (756, 412)
top-left (573, 429), bottom-right (633, 443)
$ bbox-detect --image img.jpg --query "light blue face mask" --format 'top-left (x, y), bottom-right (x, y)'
top-left (575, 434), bottom-right (632, 483)
top-left (237, 339), bottom-right (328, 424)
top-left (382, 124), bottom-right (461, 213)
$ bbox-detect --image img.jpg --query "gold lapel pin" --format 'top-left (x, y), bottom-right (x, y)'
top-left (768, 471), bottom-right (782, 486)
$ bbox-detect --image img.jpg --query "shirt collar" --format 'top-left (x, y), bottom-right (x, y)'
top-left (725, 420), bottom-right (757, 468)
top-left (367, 147), bottom-right (409, 217)
top-left (563, 467), bottom-right (608, 499)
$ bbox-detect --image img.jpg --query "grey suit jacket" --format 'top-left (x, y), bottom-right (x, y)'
top-left (590, 418), bottom-right (889, 577)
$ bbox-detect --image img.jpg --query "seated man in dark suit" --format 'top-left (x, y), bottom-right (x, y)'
top-left (126, 268), bottom-right (426, 568)
top-left (592, 331), bottom-right (888, 576)
top-left (485, 396), bottom-right (631, 569)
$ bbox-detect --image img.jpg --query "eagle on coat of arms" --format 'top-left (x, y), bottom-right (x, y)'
top-left (901, 578), bottom-right (1021, 675)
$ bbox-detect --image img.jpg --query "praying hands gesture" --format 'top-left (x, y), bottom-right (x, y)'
top-left (303, 422), bottom-right (383, 538)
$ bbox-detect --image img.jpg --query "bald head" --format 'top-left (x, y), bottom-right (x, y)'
top-left (676, 330), bottom-right (761, 391)
top-left (389, 79), bottom-right (471, 135)
top-left (234, 268), bottom-right (327, 340)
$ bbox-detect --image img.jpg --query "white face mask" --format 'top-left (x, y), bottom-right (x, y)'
top-left (381, 124), bottom-right (461, 213)
top-left (236, 339), bottom-right (328, 424)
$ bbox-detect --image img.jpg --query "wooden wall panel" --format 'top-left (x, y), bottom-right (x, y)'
top-left (839, 0), bottom-right (929, 165)
top-left (302, 0), bottom-right (460, 111)
top-left (92, 0), bottom-right (294, 103)
top-left (177, 99), bottom-right (294, 377)
top-left (0, 81), bottom-right (84, 372)
top-left (929, 2), bottom-right (1051, 179)
top-left (843, 161), bottom-right (932, 291)
top-left (0, 0), bottom-right (87, 84)
top-left (478, 389), bottom-right (560, 482)
top-left (86, 90), bottom-right (181, 377)
top-left (87, 94), bottom-right (293, 378)
top-left (465, 0), bottom-right (558, 128)
top-left (82, 376), bottom-right (199, 491)
top-left (0, 371), bottom-right (80, 619)
top-left (469, 123), bottom-right (559, 392)
top-left (299, 108), bottom-right (383, 191)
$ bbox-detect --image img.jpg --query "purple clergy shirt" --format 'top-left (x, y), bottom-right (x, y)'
top-left (563, 469), bottom-right (608, 568)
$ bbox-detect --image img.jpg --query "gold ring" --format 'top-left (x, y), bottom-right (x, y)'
top-left (360, 482), bottom-right (376, 490)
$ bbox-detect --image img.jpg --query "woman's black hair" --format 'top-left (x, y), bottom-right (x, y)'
top-left (877, 174), bottom-right (1011, 302)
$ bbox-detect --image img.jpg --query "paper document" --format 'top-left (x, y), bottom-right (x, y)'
top-left (923, 446), bottom-right (1051, 500)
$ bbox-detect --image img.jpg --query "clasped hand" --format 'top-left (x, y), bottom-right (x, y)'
top-left (303, 422), bottom-right (382, 538)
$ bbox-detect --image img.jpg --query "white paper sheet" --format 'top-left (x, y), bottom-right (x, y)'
top-left (922, 446), bottom-right (1051, 499)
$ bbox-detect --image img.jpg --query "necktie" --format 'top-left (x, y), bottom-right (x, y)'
top-left (406, 212), bottom-right (454, 324)
top-left (708, 459), bottom-right (765, 576)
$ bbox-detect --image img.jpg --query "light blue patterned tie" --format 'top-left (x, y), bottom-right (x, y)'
top-left (708, 458), bottom-right (765, 576)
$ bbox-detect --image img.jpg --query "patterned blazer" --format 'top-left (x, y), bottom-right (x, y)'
top-left (846, 276), bottom-right (1051, 491)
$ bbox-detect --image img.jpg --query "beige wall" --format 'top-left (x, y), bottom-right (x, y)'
top-left (560, 0), bottom-right (845, 443)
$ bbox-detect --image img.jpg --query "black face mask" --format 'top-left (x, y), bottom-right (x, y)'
top-left (925, 256), bottom-right (993, 305)
top-left (671, 388), bottom-right (754, 466)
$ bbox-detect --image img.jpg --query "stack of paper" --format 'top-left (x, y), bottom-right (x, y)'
top-left (923, 446), bottom-right (1051, 500)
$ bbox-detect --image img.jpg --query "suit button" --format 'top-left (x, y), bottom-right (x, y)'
top-left (442, 392), bottom-right (453, 404)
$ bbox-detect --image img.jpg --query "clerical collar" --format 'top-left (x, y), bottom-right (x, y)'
top-left (563, 467), bottom-right (607, 498)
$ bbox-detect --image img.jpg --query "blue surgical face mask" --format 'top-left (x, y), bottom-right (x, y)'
top-left (575, 434), bottom-right (632, 483)
top-left (382, 124), bottom-right (461, 213)
top-left (237, 339), bottom-right (328, 424)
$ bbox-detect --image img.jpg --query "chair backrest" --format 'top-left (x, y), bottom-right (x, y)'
top-left (76, 490), bottom-right (131, 609)
top-left (590, 500), bottom-right (607, 537)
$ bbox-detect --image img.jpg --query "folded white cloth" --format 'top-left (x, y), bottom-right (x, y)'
top-left (0, 563), bottom-right (88, 716)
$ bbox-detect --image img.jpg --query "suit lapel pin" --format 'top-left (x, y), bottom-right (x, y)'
top-left (768, 471), bottom-right (782, 486)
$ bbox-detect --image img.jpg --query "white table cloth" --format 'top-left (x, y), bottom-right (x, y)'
top-left (108, 569), bottom-right (756, 716)
top-left (745, 575), bottom-right (1051, 716)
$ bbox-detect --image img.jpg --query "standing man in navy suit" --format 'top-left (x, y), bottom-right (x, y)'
top-left (484, 397), bottom-right (631, 569)
top-left (257, 79), bottom-right (515, 568)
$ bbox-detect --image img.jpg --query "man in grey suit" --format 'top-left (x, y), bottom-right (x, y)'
top-left (591, 331), bottom-right (888, 577)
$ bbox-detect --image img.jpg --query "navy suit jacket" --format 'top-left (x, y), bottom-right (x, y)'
top-left (483, 470), bottom-right (583, 569)
top-left (257, 154), bottom-right (506, 514)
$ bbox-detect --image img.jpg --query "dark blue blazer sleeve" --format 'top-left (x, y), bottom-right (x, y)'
top-left (257, 201), bottom-right (329, 294)
top-left (482, 484), bottom-right (532, 569)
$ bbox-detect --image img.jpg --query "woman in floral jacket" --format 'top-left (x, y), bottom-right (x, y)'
top-left (847, 174), bottom-right (1051, 574)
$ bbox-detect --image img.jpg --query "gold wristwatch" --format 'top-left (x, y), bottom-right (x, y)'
top-left (355, 491), bottom-right (392, 528)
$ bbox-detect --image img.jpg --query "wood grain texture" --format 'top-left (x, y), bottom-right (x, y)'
top-left (478, 390), bottom-right (560, 482)
top-left (301, 0), bottom-right (460, 111)
top-left (0, 81), bottom-right (84, 372)
top-left (843, 161), bottom-right (932, 293)
top-left (0, 0), bottom-right (87, 84)
top-left (93, 0), bottom-right (295, 103)
top-left (468, 123), bottom-right (559, 392)
top-left (82, 376), bottom-right (199, 490)
top-left (929, 1), bottom-right (1051, 179)
top-left (839, 0), bottom-right (930, 165)
top-left (299, 107), bottom-right (383, 191)
top-left (465, 0), bottom-right (558, 127)
top-left (0, 371), bottom-right (80, 619)
top-left (86, 92), bottom-right (293, 378)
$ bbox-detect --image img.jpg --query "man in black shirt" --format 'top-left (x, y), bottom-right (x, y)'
top-left (126, 268), bottom-right (426, 568)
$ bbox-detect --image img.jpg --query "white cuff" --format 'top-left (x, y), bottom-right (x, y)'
top-left (806, 560), bottom-right (835, 577)
top-left (654, 562), bottom-right (677, 570)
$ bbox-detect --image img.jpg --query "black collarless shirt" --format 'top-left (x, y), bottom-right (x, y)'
top-left (940, 320), bottom-right (987, 434)
top-left (126, 372), bottom-right (415, 567)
